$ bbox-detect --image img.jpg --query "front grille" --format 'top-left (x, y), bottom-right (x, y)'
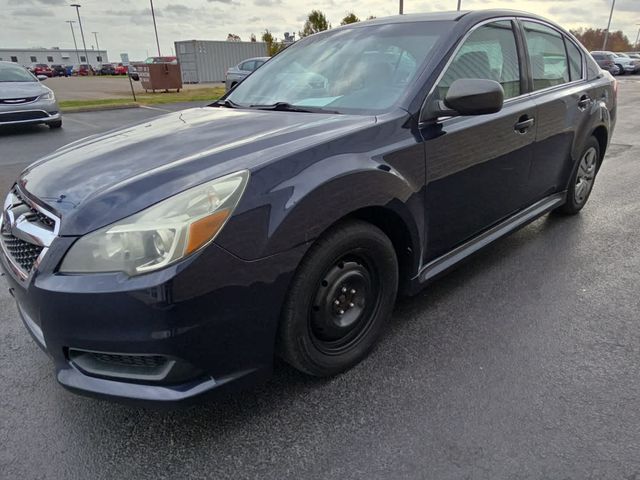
top-left (0, 110), bottom-right (48, 123)
top-left (12, 187), bottom-right (55, 230)
top-left (0, 96), bottom-right (38, 105)
top-left (0, 231), bottom-right (44, 272)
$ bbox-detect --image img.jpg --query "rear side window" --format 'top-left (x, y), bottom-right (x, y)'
top-left (437, 20), bottom-right (521, 100)
top-left (565, 39), bottom-right (583, 81)
top-left (522, 21), bottom-right (569, 91)
top-left (240, 61), bottom-right (256, 71)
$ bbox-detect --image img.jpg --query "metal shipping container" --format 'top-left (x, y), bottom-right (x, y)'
top-left (175, 40), bottom-right (268, 83)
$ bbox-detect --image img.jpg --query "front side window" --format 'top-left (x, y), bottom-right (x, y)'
top-left (522, 21), bottom-right (569, 91)
top-left (436, 20), bottom-right (521, 101)
top-left (227, 21), bottom-right (449, 114)
top-left (565, 39), bottom-right (583, 81)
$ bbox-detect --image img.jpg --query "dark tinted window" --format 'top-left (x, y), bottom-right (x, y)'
top-left (438, 20), bottom-right (521, 99)
top-left (522, 21), bottom-right (569, 91)
top-left (30, 56), bottom-right (37, 62)
top-left (565, 39), bottom-right (582, 80)
top-left (47, 56), bottom-right (53, 62)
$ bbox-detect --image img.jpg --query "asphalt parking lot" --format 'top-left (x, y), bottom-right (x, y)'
top-left (1, 80), bottom-right (640, 479)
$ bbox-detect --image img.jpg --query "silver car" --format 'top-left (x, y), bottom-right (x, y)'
top-left (224, 56), bottom-right (270, 91)
top-left (0, 61), bottom-right (61, 129)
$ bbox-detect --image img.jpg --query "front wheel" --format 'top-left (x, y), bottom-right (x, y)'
top-left (555, 136), bottom-right (600, 215)
top-left (47, 119), bottom-right (62, 129)
top-left (277, 220), bottom-right (398, 377)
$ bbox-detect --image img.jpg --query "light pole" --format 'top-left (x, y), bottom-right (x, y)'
top-left (66, 20), bottom-right (80, 64)
top-left (399, 0), bottom-right (403, 15)
top-left (150, 0), bottom-right (161, 56)
top-left (70, 4), bottom-right (90, 70)
top-left (457, 0), bottom-right (462, 11)
top-left (635, 24), bottom-right (640, 50)
top-left (602, 0), bottom-right (616, 51)
top-left (92, 31), bottom-right (100, 54)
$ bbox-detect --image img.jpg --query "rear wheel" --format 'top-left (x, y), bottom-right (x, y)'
top-left (616, 64), bottom-right (625, 75)
top-left (277, 220), bottom-right (398, 376)
top-left (555, 136), bottom-right (600, 215)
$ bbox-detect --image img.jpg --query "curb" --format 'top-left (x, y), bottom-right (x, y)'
top-left (60, 103), bottom-right (140, 114)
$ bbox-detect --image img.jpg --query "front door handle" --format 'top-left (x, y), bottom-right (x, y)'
top-left (578, 95), bottom-right (592, 110)
top-left (514, 116), bottom-right (535, 133)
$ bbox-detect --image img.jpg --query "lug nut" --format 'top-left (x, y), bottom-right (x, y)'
top-left (350, 289), bottom-right (356, 294)
top-left (334, 300), bottom-right (340, 305)
top-left (349, 302), bottom-right (354, 308)
top-left (342, 287), bottom-right (347, 293)
top-left (339, 309), bottom-right (345, 315)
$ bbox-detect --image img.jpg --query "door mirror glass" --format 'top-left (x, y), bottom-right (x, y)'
top-left (37, 74), bottom-right (47, 81)
top-left (442, 78), bottom-right (504, 116)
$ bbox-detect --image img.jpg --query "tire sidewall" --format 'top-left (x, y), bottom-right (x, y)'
top-left (563, 136), bottom-right (600, 213)
top-left (279, 221), bottom-right (398, 376)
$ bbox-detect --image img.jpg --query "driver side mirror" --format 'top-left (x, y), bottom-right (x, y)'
top-left (425, 78), bottom-right (504, 120)
top-left (37, 74), bottom-right (48, 81)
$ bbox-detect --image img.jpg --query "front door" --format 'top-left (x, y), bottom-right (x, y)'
top-left (420, 20), bottom-right (537, 261)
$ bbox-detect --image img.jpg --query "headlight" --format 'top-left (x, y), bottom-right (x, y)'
top-left (59, 170), bottom-right (249, 275)
top-left (40, 91), bottom-right (55, 101)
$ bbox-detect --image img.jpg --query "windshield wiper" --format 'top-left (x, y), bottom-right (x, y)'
top-left (212, 98), bottom-right (242, 109)
top-left (249, 102), bottom-right (340, 114)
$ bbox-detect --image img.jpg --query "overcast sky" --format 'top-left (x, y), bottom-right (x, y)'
top-left (1, 0), bottom-right (639, 61)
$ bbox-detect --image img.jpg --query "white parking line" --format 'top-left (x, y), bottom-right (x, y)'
top-left (139, 105), bottom-right (173, 112)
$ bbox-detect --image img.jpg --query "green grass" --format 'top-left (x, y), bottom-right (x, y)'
top-left (59, 86), bottom-right (226, 111)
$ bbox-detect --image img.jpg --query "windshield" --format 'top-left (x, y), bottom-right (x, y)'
top-left (227, 21), bottom-right (450, 114)
top-left (0, 63), bottom-right (37, 82)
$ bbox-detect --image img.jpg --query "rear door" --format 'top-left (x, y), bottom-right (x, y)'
top-left (421, 19), bottom-right (537, 260)
top-left (519, 20), bottom-right (599, 200)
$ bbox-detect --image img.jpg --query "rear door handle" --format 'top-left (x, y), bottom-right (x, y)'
top-left (514, 117), bottom-right (535, 133)
top-left (578, 95), bottom-right (592, 110)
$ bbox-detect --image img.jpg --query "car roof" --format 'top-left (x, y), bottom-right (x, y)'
top-left (340, 9), bottom-right (554, 27)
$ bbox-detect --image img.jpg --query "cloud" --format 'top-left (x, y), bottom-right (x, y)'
top-left (254, 0), bottom-right (281, 5)
top-left (12, 7), bottom-right (52, 16)
top-left (164, 4), bottom-right (194, 15)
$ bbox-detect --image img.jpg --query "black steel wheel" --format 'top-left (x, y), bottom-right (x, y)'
top-left (277, 220), bottom-right (398, 376)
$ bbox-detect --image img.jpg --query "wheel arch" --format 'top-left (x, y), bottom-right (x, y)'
top-left (591, 124), bottom-right (608, 167)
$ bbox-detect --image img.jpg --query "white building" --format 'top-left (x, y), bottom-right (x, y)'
top-left (0, 47), bottom-right (108, 67)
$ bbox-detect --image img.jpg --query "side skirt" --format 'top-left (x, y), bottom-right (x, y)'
top-left (412, 192), bottom-right (566, 289)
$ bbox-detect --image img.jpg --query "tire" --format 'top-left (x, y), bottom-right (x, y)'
top-left (555, 136), bottom-right (600, 215)
top-left (277, 220), bottom-right (398, 377)
top-left (47, 119), bottom-right (62, 129)
top-left (616, 64), bottom-right (625, 75)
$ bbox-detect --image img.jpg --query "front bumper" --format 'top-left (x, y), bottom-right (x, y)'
top-left (0, 97), bottom-right (61, 126)
top-left (1, 233), bottom-right (308, 404)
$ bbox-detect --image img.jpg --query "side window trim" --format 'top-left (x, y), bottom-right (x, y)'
top-left (563, 36), bottom-right (585, 81)
top-left (420, 16), bottom-right (525, 122)
top-left (516, 17), bottom-right (587, 95)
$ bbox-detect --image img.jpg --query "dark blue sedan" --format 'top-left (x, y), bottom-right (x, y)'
top-left (1, 10), bottom-right (616, 404)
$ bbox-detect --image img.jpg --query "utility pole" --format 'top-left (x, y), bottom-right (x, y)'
top-left (399, 0), bottom-right (403, 15)
top-left (92, 31), bottom-right (100, 54)
top-left (635, 24), bottom-right (640, 50)
top-left (66, 20), bottom-right (80, 64)
top-left (602, 0), bottom-right (616, 51)
top-left (70, 4), bottom-right (91, 70)
top-left (457, 0), bottom-right (462, 11)
top-left (150, 0), bottom-right (161, 56)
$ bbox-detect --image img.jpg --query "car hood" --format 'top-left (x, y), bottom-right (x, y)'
top-left (19, 106), bottom-right (376, 235)
top-left (0, 81), bottom-right (48, 99)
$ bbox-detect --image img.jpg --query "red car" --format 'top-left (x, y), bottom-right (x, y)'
top-left (114, 63), bottom-right (128, 75)
top-left (74, 64), bottom-right (94, 76)
top-left (33, 64), bottom-right (53, 77)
